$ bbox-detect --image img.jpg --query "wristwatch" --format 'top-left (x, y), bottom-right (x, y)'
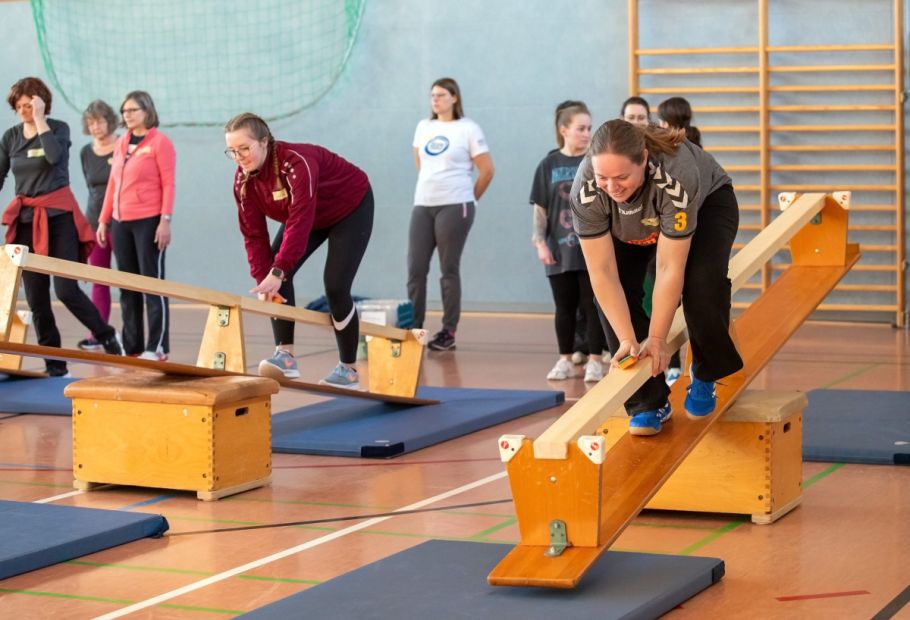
top-left (161, 214), bottom-right (172, 222)
top-left (270, 267), bottom-right (285, 280)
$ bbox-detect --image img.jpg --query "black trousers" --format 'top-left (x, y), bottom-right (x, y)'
top-left (271, 187), bottom-right (374, 364)
top-left (601, 184), bottom-right (744, 415)
top-left (111, 215), bottom-right (169, 355)
top-left (14, 213), bottom-right (114, 374)
top-left (547, 270), bottom-right (606, 356)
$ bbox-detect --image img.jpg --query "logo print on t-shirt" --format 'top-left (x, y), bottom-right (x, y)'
top-left (424, 136), bottom-right (450, 156)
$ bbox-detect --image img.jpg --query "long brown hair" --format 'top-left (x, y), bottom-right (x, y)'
top-left (588, 119), bottom-right (686, 164)
top-left (657, 97), bottom-right (701, 146)
top-left (554, 100), bottom-right (589, 149)
top-left (430, 77), bottom-right (464, 120)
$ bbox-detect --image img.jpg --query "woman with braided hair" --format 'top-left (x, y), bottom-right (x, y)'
top-left (224, 112), bottom-right (373, 389)
top-left (570, 119), bottom-right (743, 436)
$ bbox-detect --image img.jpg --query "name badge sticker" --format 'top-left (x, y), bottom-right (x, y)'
top-left (26, 148), bottom-right (45, 158)
top-left (272, 189), bottom-right (288, 201)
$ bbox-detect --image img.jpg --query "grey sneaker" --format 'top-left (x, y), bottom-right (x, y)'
top-left (259, 349), bottom-right (300, 379)
top-left (319, 363), bottom-right (359, 389)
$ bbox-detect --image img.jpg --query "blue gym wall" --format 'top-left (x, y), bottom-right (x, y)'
top-left (0, 0), bottom-right (907, 319)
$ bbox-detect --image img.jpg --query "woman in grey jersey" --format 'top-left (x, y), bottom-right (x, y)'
top-left (571, 119), bottom-right (743, 436)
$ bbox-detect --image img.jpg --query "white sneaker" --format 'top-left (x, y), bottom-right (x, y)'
top-left (666, 367), bottom-right (682, 386)
top-left (571, 351), bottom-right (588, 365)
top-left (546, 359), bottom-right (575, 380)
top-left (584, 359), bottom-right (604, 383)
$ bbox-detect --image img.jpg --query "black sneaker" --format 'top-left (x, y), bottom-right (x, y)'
top-left (100, 332), bottom-right (125, 356)
top-left (77, 337), bottom-right (104, 352)
top-left (427, 329), bottom-right (456, 351)
top-left (47, 364), bottom-right (70, 377)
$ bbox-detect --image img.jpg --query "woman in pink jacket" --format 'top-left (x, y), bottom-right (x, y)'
top-left (97, 91), bottom-right (175, 360)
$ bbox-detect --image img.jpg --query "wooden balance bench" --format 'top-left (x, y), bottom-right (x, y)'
top-left (65, 374), bottom-right (279, 501)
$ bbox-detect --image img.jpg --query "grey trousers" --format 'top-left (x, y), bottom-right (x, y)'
top-left (406, 201), bottom-right (475, 332)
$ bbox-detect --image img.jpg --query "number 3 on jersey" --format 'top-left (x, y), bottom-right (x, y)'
top-left (674, 212), bottom-right (687, 231)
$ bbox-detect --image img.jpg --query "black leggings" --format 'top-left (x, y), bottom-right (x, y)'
top-left (271, 187), bottom-right (374, 364)
top-left (601, 184), bottom-right (744, 415)
top-left (111, 215), bottom-right (169, 355)
top-left (14, 213), bottom-right (115, 374)
top-left (547, 270), bottom-right (606, 356)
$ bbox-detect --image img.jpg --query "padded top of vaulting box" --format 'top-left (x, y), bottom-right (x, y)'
top-left (608, 389), bottom-right (807, 423)
top-left (63, 373), bottom-right (280, 406)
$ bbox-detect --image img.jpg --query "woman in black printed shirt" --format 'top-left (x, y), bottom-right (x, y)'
top-left (571, 119), bottom-right (743, 436)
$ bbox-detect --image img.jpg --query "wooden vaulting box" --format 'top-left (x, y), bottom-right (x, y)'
top-left (65, 374), bottom-right (280, 501)
top-left (600, 390), bottom-right (806, 524)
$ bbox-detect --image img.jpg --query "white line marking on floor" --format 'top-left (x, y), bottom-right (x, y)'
top-left (33, 490), bottom-right (83, 504)
top-left (93, 470), bottom-right (509, 619)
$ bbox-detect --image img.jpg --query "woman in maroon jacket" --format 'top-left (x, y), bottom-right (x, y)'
top-left (224, 112), bottom-right (373, 389)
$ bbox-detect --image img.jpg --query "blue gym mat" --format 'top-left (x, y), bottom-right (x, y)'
top-left (804, 389), bottom-right (910, 465)
top-left (238, 540), bottom-right (723, 619)
top-left (0, 374), bottom-right (75, 415)
top-left (0, 500), bottom-right (168, 580)
top-left (271, 386), bottom-right (564, 458)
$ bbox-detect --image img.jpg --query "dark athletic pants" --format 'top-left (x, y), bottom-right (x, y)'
top-left (600, 184), bottom-right (744, 415)
top-left (111, 215), bottom-right (169, 355)
top-left (271, 187), bottom-right (374, 365)
top-left (14, 213), bottom-right (115, 374)
top-left (547, 270), bottom-right (606, 356)
top-left (407, 201), bottom-right (475, 332)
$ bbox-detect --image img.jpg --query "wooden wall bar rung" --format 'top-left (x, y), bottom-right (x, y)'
top-left (640, 86), bottom-right (761, 94)
top-left (855, 244), bottom-right (898, 252)
top-left (636, 46), bottom-right (759, 55)
top-left (700, 126), bottom-right (761, 133)
top-left (768, 184), bottom-right (897, 191)
top-left (769, 144), bottom-right (894, 152)
top-left (726, 165), bottom-right (762, 172)
top-left (706, 145), bottom-right (761, 152)
top-left (769, 124), bottom-right (894, 132)
top-left (694, 105), bottom-right (761, 113)
top-left (833, 284), bottom-right (898, 292)
top-left (815, 303), bottom-right (899, 312)
top-left (770, 164), bottom-right (896, 172)
top-left (849, 224), bottom-right (898, 232)
top-left (766, 43), bottom-right (895, 52)
top-left (848, 204), bottom-right (902, 211)
top-left (770, 264), bottom-right (898, 272)
top-left (638, 66), bottom-right (759, 75)
top-left (770, 104), bottom-right (896, 112)
top-left (769, 63), bottom-right (895, 73)
top-left (768, 84), bottom-right (894, 92)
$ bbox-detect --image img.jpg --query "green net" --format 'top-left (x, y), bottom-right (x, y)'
top-left (30, 0), bottom-right (365, 127)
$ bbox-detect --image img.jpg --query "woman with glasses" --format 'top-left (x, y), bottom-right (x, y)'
top-left (407, 77), bottom-right (494, 351)
top-left (224, 112), bottom-right (373, 389)
top-left (0, 77), bottom-right (124, 376)
top-left (76, 100), bottom-right (119, 352)
top-left (97, 91), bottom-right (175, 361)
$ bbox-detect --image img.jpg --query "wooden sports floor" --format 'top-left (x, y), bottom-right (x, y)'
top-left (0, 305), bottom-right (908, 619)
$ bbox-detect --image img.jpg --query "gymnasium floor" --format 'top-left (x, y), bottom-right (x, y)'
top-left (0, 305), bottom-right (908, 619)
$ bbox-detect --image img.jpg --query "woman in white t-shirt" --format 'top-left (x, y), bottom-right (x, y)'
top-left (407, 77), bottom-right (494, 351)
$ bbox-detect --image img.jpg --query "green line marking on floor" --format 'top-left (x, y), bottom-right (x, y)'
top-left (803, 462), bottom-right (845, 489)
top-left (679, 520), bottom-right (747, 556)
top-left (471, 517), bottom-right (516, 540)
top-left (65, 559), bottom-right (319, 585)
top-left (0, 588), bottom-right (133, 604)
top-left (822, 363), bottom-right (881, 389)
top-left (158, 603), bottom-right (244, 615)
top-left (238, 575), bottom-right (320, 585)
top-left (223, 496), bottom-right (391, 510)
top-left (631, 520), bottom-right (718, 531)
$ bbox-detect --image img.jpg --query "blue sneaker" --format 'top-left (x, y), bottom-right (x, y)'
top-left (629, 403), bottom-right (672, 436)
top-left (319, 363), bottom-right (360, 390)
top-left (259, 349), bottom-right (300, 379)
top-left (685, 370), bottom-right (716, 418)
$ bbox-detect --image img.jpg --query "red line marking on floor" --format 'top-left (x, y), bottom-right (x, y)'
top-left (777, 590), bottom-right (870, 602)
top-left (272, 457), bottom-right (502, 469)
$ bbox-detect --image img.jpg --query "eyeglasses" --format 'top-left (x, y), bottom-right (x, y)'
top-left (224, 145), bottom-right (254, 160)
top-left (120, 107), bottom-right (143, 115)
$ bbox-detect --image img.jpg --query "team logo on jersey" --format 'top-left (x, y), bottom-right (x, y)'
top-left (578, 179), bottom-right (597, 205)
top-left (640, 217), bottom-right (659, 227)
top-left (649, 161), bottom-right (689, 210)
top-left (424, 136), bottom-right (450, 156)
